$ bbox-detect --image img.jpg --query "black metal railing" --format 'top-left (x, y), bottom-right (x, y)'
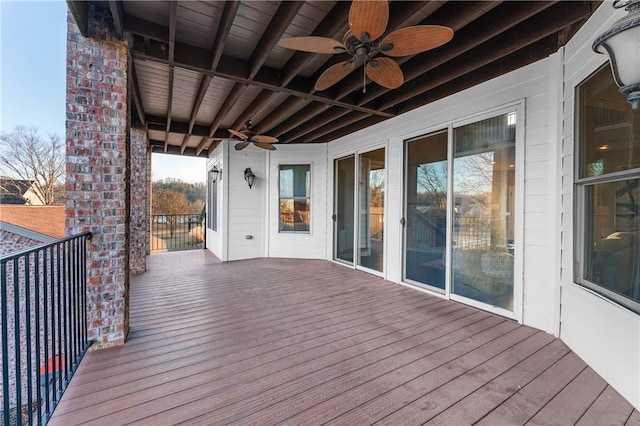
top-left (1, 232), bottom-right (92, 426)
top-left (151, 214), bottom-right (204, 252)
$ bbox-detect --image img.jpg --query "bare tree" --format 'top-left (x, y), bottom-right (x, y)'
top-left (0, 126), bottom-right (65, 205)
top-left (152, 189), bottom-right (192, 236)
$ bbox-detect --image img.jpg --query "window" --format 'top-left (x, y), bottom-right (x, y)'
top-left (576, 65), bottom-right (640, 313)
top-left (279, 165), bottom-right (310, 232)
top-left (207, 170), bottom-right (217, 232)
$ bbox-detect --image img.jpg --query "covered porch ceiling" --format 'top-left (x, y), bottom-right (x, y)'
top-left (68, 1), bottom-right (602, 157)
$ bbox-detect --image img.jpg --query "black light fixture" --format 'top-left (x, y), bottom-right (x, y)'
top-left (244, 168), bottom-right (256, 189)
top-left (593, 0), bottom-right (640, 109)
top-left (209, 165), bottom-right (220, 183)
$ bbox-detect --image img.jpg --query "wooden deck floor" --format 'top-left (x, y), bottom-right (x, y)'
top-left (49, 250), bottom-right (638, 425)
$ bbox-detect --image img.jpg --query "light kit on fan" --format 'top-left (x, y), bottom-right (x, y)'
top-left (278, 0), bottom-right (453, 93)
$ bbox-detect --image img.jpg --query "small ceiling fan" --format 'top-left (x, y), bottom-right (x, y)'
top-left (229, 120), bottom-right (278, 151)
top-left (278, 0), bottom-right (453, 92)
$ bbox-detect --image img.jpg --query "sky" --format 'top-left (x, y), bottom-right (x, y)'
top-left (0, 1), bottom-right (205, 183)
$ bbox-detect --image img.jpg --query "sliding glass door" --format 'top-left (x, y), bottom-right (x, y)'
top-left (334, 156), bottom-right (355, 264)
top-left (358, 148), bottom-right (385, 272)
top-left (451, 112), bottom-right (516, 311)
top-left (402, 110), bottom-right (518, 314)
top-left (404, 131), bottom-right (448, 290)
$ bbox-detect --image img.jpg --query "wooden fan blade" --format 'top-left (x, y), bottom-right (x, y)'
top-left (229, 129), bottom-right (249, 140)
top-left (349, 0), bottom-right (388, 43)
top-left (381, 25), bottom-right (454, 57)
top-left (315, 61), bottom-right (356, 91)
top-left (252, 134), bottom-right (279, 144)
top-left (278, 36), bottom-right (346, 54)
top-left (234, 141), bottom-right (250, 151)
top-left (366, 57), bottom-right (403, 89)
top-left (255, 142), bottom-right (276, 151)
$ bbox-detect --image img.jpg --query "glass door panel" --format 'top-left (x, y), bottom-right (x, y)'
top-left (358, 148), bottom-right (385, 272)
top-left (334, 156), bottom-right (355, 264)
top-left (404, 131), bottom-right (448, 289)
top-left (452, 112), bottom-right (516, 311)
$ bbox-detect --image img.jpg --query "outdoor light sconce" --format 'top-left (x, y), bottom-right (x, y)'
top-left (209, 165), bottom-right (220, 183)
top-left (593, 0), bottom-right (640, 109)
top-left (244, 168), bottom-right (256, 189)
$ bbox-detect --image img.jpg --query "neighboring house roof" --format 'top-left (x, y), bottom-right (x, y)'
top-left (0, 205), bottom-right (66, 241)
top-left (0, 178), bottom-right (42, 205)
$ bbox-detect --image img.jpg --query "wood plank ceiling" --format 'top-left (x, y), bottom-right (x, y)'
top-left (72, 1), bottom-right (602, 157)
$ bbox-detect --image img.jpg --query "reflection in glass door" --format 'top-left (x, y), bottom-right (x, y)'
top-left (334, 156), bottom-right (355, 264)
top-left (358, 148), bottom-right (385, 272)
top-left (404, 131), bottom-right (448, 290)
top-left (452, 112), bottom-right (516, 311)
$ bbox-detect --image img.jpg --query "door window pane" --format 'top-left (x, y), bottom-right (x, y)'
top-left (335, 157), bottom-right (355, 263)
top-left (404, 131), bottom-right (447, 289)
top-left (452, 112), bottom-right (516, 311)
top-left (358, 148), bottom-right (385, 272)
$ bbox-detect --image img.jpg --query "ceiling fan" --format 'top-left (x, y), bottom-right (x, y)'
top-left (229, 120), bottom-right (278, 151)
top-left (278, 0), bottom-right (454, 92)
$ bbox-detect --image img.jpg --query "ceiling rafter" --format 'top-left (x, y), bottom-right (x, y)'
top-left (166, 1), bottom-right (177, 152)
top-left (106, 0), bottom-right (601, 155)
top-left (126, 18), bottom-right (393, 119)
top-left (214, 1), bottom-right (301, 140)
top-left (127, 52), bottom-right (146, 127)
top-left (180, 1), bottom-right (239, 154)
top-left (241, 1), bottom-right (350, 136)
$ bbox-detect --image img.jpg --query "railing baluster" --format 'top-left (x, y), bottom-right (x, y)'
top-left (34, 251), bottom-right (42, 425)
top-left (25, 253), bottom-right (33, 425)
top-left (1, 232), bottom-right (91, 425)
top-left (1, 260), bottom-right (10, 426)
top-left (13, 258), bottom-right (22, 426)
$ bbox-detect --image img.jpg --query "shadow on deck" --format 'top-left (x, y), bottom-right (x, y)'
top-left (49, 250), bottom-right (638, 425)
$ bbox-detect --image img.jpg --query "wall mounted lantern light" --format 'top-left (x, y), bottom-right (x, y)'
top-left (209, 165), bottom-right (220, 183)
top-left (593, 0), bottom-right (640, 109)
top-left (244, 168), bottom-right (256, 189)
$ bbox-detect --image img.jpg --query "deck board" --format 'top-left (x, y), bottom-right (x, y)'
top-left (48, 251), bottom-right (637, 425)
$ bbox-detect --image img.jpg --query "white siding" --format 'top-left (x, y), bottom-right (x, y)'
top-left (226, 144), bottom-right (267, 261)
top-left (267, 144), bottom-right (328, 259)
top-left (560, 3), bottom-right (640, 410)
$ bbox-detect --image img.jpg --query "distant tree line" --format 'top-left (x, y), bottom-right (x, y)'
top-left (152, 179), bottom-right (206, 216)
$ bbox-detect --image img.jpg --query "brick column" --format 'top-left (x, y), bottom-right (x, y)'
top-left (65, 7), bottom-right (129, 349)
top-left (130, 127), bottom-right (149, 274)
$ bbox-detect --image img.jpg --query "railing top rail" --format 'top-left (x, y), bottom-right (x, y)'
top-left (0, 231), bottom-right (92, 263)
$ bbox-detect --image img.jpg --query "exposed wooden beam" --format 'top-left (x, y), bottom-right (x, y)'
top-left (281, 106), bottom-right (352, 143)
top-left (126, 15), bottom-right (393, 119)
top-left (211, 1), bottom-right (240, 71)
top-left (66, 0), bottom-right (89, 36)
top-left (372, 1), bottom-right (594, 112)
top-left (147, 115), bottom-right (228, 139)
top-left (166, 2), bottom-right (177, 152)
top-left (298, 112), bottom-right (373, 144)
top-left (195, 137), bottom-right (210, 156)
top-left (269, 103), bottom-right (332, 137)
top-left (108, 1), bottom-right (125, 38)
top-left (130, 45), bottom-right (393, 119)
top-left (128, 54), bottom-right (146, 126)
top-left (180, 1), bottom-right (238, 151)
top-left (248, 1), bottom-right (303, 80)
top-left (208, 83), bottom-right (246, 137)
top-left (231, 90), bottom-right (276, 131)
top-left (149, 140), bottom-right (209, 158)
top-left (253, 97), bottom-right (312, 136)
